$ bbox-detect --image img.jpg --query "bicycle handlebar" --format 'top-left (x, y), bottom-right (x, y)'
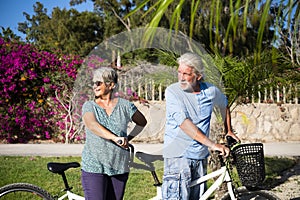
top-left (117, 139), bottom-right (123, 144)
top-left (213, 136), bottom-right (240, 166)
top-left (226, 135), bottom-right (239, 149)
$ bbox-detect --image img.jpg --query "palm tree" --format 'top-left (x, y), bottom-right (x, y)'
top-left (126, 0), bottom-right (298, 59)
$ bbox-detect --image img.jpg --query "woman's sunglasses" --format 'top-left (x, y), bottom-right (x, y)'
top-left (93, 81), bottom-right (103, 86)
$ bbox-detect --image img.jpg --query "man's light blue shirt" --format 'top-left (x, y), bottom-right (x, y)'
top-left (163, 82), bottom-right (228, 159)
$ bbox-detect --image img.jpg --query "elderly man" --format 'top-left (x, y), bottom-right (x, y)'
top-left (162, 52), bottom-right (240, 200)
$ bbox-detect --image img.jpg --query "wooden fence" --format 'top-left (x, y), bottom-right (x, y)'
top-left (118, 78), bottom-right (168, 101)
top-left (118, 78), bottom-right (299, 104)
top-left (250, 84), bottom-right (299, 104)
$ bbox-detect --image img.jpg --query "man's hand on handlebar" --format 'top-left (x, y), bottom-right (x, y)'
top-left (212, 133), bottom-right (241, 157)
top-left (212, 143), bottom-right (230, 157)
top-left (226, 130), bottom-right (241, 144)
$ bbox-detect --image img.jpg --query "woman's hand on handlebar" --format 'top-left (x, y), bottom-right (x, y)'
top-left (113, 137), bottom-right (129, 148)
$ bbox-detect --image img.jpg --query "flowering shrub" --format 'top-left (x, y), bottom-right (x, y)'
top-left (0, 38), bottom-right (82, 143)
top-left (0, 38), bottom-right (147, 143)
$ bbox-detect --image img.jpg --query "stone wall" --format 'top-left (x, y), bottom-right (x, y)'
top-left (130, 102), bottom-right (166, 143)
top-left (231, 103), bottom-right (300, 143)
top-left (131, 102), bottom-right (300, 143)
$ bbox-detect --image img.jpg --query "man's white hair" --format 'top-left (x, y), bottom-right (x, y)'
top-left (177, 52), bottom-right (205, 80)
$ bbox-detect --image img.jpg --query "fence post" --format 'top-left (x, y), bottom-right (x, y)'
top-left (124, 77), bottom-right (127, 93)
top-left (289, 84), bottom-right (292, 104)
top-left (276, 85), bottom-right (280, 103)
top-left (159, 83), bottom-right (162, 101)
top-left (264, 88), bottom-right (267, 103)
top-left (295, 84), bottom-right (298, 104)
top-left (145, 79), bottom-right (148, 100)
top-left (258, 85), bottom-right (261, 103)
top-left (151, 80), bottom-right (155, 100)
top-left (119, 79), bottom-right (122, 94)
top-left (138, 83), bottom-right (141, 97)
top-left (270, 87), bottom-right (274, 103)
top-left (283, 86), bottom-right (286, 103)
top-left (117, 50), bottom-right (121, 68)
top-left (131, 77), bottom-right (134, 93)
top-left (251, 87), bottom-right (254, 103)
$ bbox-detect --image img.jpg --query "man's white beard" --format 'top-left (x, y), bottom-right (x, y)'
top-left (179, 81), bottom-right (195, 92)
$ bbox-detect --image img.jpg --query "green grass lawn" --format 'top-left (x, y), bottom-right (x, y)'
top-left (0, 156), bottom-right (163, 199)
top-left (0, 156), bottom-right (295, 199)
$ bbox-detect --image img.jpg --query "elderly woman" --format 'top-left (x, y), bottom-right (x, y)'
top-left (81, 67), bottom-right (147, 200)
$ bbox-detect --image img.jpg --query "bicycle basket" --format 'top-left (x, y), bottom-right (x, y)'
top-left (231, 143), bottom-right (265, 188)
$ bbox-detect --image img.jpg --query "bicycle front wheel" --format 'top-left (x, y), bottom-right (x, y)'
top-left (221, 186), bottom-right (280, 200)
top-left (0, 183), bottom-right (54, 200)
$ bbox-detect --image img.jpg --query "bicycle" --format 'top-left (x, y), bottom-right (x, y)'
top-left (0, 138), bottom-right (280, 199)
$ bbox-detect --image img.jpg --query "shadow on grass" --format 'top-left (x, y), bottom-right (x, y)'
top-left (264, 156), bottom-right (300, 189)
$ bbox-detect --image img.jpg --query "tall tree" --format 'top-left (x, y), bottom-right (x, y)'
top-left (273, 0), bottom-right (300, 67)
top-left (18, 2), bottom-right (104, 56)
top-left (0, 27), bottom-right (22, 41)
top-left (70, 0), bottom-right (155, 38)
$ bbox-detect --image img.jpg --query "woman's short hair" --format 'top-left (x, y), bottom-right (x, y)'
top-left (177, 52), bottom-right (205, 80)
top-left (93, 67), bottom-right (118, 84)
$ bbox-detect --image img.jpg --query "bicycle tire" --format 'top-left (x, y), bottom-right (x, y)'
top-left (0, 183), bottom-right (54, 200)
top-left (220, 186), bottom-right (280, 200)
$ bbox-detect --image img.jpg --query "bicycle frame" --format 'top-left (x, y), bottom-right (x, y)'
top-left (190, 165), bottom-right (236, 200)
top-left (149, 163), bottom-right (236, 200)
top-left (57, 190), bottom-right (85, 200)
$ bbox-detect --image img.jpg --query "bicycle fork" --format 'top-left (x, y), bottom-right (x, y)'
top-left (224, 171), bottom-right (237, 200)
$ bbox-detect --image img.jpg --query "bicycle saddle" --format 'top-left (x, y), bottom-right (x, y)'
top-left (47, 162), bottom-right (80, 174)
top-left (135, 151), bottom-right (163, 164)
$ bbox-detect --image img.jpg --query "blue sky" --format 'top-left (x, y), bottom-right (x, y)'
top-left (0, 0), bottom-right (93, 37)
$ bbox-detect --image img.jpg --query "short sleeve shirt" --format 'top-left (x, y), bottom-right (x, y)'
top-left (81, 98), bottom-right (137, 175)
top-left (163, 82), bottom-right (228, 159)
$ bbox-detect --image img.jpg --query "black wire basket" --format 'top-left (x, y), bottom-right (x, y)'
top-left (231, 143), bottom-right (265, 188)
